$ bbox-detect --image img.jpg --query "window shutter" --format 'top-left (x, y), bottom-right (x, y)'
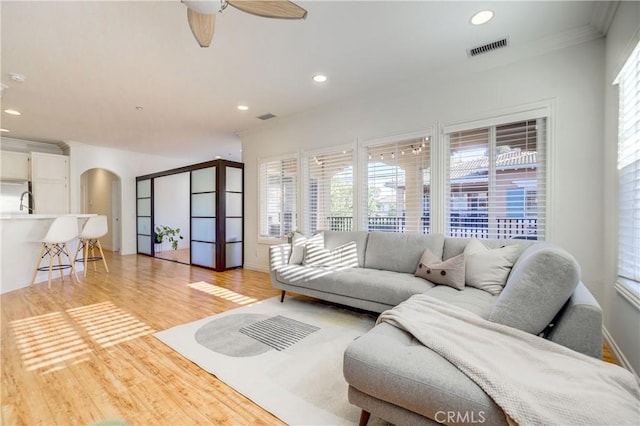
top-left (445, 119), bottom-right (546, 240)
top-left (618, 41), bottom-right (640, 283)
top-left (259, 157), bottom-right (297, 238)
top-left (447, 128), bottom-right (490, 238)
top-left (494, 119), bottom-right (546, 239)
top-left (304, 149), bottom-right (354, 234)
top-left (364, 137), bottom-right (430, 233)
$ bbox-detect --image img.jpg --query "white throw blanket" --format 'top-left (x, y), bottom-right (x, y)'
top-left (377, 294), bottom-right (640, 426)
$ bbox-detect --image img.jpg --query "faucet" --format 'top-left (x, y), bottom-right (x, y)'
top-left (20, 190), bottom-right (34, 213)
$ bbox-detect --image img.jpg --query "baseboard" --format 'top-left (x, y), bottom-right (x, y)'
top-left (244, 262), bottom-right (269, 273)
top-left (602, 326), bottom-right (638, 379)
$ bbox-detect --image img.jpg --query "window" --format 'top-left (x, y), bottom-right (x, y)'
top-left (617, 41), bottom-right (640, 290)
top-left (304, 148), bottom-right (354, 234)
top-left (259, 156), bottom-right (297, 239)
top-left (445, 119), bottom-right (546, 240)
top-left (363, 136), bottom-right (431, 233)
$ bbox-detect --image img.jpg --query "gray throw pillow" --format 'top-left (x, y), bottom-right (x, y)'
top-left (488, 244), bottom-right (580, 335)
top-left (464, 238), bottom-right (519, 295)
top-left (415, 249), bottom-right (465, 290)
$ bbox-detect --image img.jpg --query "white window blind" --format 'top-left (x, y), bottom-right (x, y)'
top-left (364, 137), bottom-right (430, 233)
top-left (445, 119), bottom-right (546, 240)
top-left (259, 157), bottom-right (297, 239)
top-left (304, 149), bottom-right (354, 234)
top-left (618, 41), bottom-right (640, 284)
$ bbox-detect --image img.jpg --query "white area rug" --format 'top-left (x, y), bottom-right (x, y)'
top-left (154, 297), bottom-right (376, 425)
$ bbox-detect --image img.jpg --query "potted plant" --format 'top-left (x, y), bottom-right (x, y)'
top-left (154, 225), bottom-right (184, 251)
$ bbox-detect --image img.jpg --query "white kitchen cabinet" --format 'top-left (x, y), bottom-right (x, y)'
top-left (31, 152), bottom-right (69, 213)
top-left (0, 151), bottom-right (30, 181)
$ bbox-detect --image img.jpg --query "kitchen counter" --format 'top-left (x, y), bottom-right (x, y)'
top-left (0, 213), bottom-right (96, 220)
top-left (0, 214), bottom-right (97, 293)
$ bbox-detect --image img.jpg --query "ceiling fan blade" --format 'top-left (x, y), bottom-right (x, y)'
top-left (187, 8), bottom-right (216, 47)
top-left (227, 0), bottom-right (307, 19)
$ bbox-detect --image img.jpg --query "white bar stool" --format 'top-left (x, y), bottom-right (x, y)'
top-left (30, 216), bottom-right (80, 289)
top-left (74, 215), bottom-right (109, 277)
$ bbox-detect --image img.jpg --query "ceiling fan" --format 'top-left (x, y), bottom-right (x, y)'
top-left (182, 0), bottom-right (307, 47)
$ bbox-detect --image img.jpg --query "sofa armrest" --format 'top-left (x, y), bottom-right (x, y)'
top-left (546, 282), bottom-right (603, 359)
top-left (269, 243), bottom-right (291, 271)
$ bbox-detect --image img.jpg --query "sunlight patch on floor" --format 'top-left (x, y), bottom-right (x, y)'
top-left (67, 302), bottom-right (154, 348)
top-left (10, 312), bottom-right (92, 372)
top-left (188, 281), bottom-right (258, 305)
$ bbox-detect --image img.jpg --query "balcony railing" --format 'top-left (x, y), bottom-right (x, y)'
top-left (326, 216), bottom-right (430, 233)
top-left (325, 215), bottom-right (538, 239)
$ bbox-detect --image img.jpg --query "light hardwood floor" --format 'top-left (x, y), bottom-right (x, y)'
top-left (1, 251), bottom-right (620, 426)
top-left (1, 251), bottom-right (284, 426)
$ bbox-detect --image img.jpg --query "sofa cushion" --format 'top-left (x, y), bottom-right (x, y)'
top-left (303, 241), bottom-right (359, 269)
top-left (277, 266), bottom-right (434, 307)
top-left (424, 285), bottom-right (497, 319)
top-left (464, 238), bottom-right (519, 295)
top-left (344, 323), bottom-right (507, 426)
top-left (322, 230), bottom-right (369, 268)
top-left (365, 232), bottom-right (445, 274)
top-left (276, 264), bottom-right (339, 284)
top-left (415, 250), bottom-right (465, 290)
top-left (488, 243), bottom-right (581, 335)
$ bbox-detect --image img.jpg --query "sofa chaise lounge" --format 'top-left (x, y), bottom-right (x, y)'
top-left (268, 230), bottom-right (602, 425)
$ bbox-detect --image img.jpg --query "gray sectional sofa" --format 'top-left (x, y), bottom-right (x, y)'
top-left (268, 230), bottom-right (603, 425)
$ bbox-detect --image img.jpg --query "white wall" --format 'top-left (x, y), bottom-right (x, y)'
top-left (241, 39), bottom-right (607, 307)
top-left (602, 1), bottom-right (640, 375)
top-left (68, 141), bottom-right (199, 255)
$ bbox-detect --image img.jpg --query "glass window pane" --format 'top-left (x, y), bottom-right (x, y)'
top-left (137, 179), bottom-right (151, 198)
top-left (365, 137), bottom-right (430, 234)
top-left (137, 198), bottom-right (151, 216)
top-left (226, 167), bottom-right (243, 192)
top-left (138, 235), bottom-right (151, 255)
top-left (137, 217), bottom-right (151, 235)
top-left (259, 157), bottom-right (297, 238)
top-left (225, 242), bottom-right (242, 268)
top-left (192, 193), bottom-right (216, 217)
top-left (226, 218), bottom-right (242, 242)
top-left (305, 149), bottom-right (354, 234)
top-left (192, 167), bottom-right (216, 193)
top-left (192, 218), bottom-right (216, 242)
top-left (192, 241), bottom-right (215, 268)
top-left (226, 192), bottom-right (242, 217)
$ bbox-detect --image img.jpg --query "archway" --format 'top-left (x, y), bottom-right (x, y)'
top-left (80, 168), bottom-right (122, 252)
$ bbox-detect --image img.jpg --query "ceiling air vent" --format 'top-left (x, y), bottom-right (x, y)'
top-left (257, 113), bottom-right (277, 120)
top-left (467, 38), bottom-right (508, 57)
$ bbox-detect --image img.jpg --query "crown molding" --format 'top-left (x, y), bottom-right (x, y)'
top-left (590, 1), bottom-right (620, 36)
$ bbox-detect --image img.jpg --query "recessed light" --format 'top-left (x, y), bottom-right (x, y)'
top-left (0, 128), bottom-right (9, 132)
top-left (313, 74), bottom-right (328, 83)
top-left (215, 155), bottom-right (222, 159)
top-left (471, 10), bottom-right (494, 25)
top-left (4, 109), bottom-right (21, 116)
top-left (237, 105), bottom-right (249, 111)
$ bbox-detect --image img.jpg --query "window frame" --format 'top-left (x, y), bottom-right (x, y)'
top-left (614, 39), bottom-right (640, 305)
top-left (257, 153), bottom-right (299, 244)
top-left (302, 143), bottom-right (357, 235)
top-left (359, 128), bottom-right (434, 234)
top-left (440, 104), bottom-right (552, 240)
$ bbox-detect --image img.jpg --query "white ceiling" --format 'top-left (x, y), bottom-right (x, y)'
top-left (0, 1), bottom-right (606, 160)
